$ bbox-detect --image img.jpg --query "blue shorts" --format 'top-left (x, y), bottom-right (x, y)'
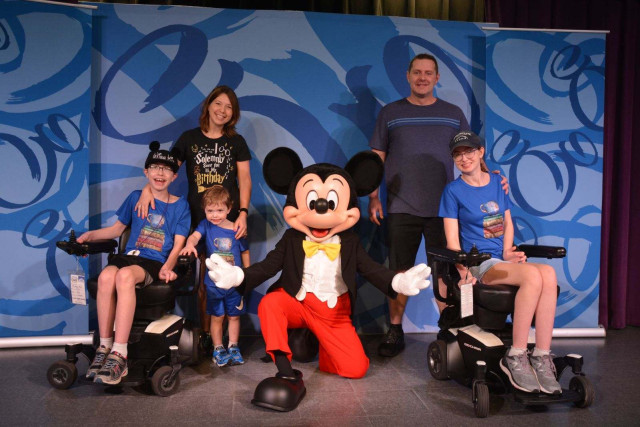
top-left (469, 258), bottom-right (506, 281)
top-left (205, 284), bottom-right (246, 317)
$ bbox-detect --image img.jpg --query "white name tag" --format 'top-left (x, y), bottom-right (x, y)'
top-left (70, 272), bottom-right (86, 305)
top-left (460, 283), bottom-right (473, 318)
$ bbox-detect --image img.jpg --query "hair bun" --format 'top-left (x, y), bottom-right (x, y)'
top-left (149, 141), bottom-right (161, 151)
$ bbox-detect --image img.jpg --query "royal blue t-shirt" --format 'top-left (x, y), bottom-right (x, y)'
top-left (195, 219), bottom-right (248, 290)
top-left (439, 173), bottom-right (511, 259)
top-left (116, 190), bottom-right (191, 263)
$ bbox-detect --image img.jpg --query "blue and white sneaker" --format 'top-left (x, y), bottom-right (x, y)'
top-left (86, 346), bottom-right (110, 380)
top-left (212, 346), bottom-right (231, 367)
top-left (95, 351), bottom-right (128, 385)
top-left (228, 345), bottom-right (245, 365)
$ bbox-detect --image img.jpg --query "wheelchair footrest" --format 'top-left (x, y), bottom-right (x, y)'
top-left (513, 388), bottom-right (581, 405)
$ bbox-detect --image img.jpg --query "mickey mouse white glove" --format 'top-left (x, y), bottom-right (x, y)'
top-left (206, 253), bottom-right (244, 289)
top-left (391, 263), bottom-right (431, 296)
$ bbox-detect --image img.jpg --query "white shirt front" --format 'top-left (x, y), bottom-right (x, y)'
top-left (296, 235), bottom-right (348, 308)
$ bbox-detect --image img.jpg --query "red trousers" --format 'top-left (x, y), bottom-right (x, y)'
top-left (258, 288), bottom-right (369, 379)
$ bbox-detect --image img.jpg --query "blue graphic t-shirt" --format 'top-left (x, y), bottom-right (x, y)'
top-left (117, 190), bottom-right (191, 263)
top-left (439, 173), bottom-right (511, 259)
top-left (195, 219), bottom-right (248, 290)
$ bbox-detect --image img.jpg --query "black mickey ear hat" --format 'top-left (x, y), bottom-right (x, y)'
top-left (145, 141), bottom-right (179, 173)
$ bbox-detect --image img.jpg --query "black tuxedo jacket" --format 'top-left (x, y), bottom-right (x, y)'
top-left (238, 228), bottom-right (397, 315)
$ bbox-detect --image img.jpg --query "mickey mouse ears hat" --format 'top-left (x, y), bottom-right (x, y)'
top-left (449, 131), bottom-right (484, 154)
top-left (145, 141), bottom-right (179, 173)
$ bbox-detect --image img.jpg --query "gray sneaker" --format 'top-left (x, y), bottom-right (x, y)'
top-left (500, 351), bottom-right (540, 393)
top-left (530, 354), bottom-right (562, 395)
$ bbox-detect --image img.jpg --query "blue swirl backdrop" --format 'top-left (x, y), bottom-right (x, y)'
top-left (0, 1), bottom-right (92, 337)
top-left (485, 30), bottom-right (604, 328)
top-left (88, 4), bottom-right (495, 334)
top-left (0, 2), bottom-right (603, 338)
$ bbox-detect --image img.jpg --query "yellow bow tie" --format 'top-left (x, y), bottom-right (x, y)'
top-left (302, 240), bottom-right (341, 261)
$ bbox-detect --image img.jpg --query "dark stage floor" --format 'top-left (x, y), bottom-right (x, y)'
top-left (2, 328), bottom-right (639, 426)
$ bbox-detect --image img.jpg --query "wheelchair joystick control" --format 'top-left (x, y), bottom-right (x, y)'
top-left (69, 230), bottom-right (77, 244)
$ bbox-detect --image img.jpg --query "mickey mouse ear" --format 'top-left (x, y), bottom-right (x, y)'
top-left (149, 141), bottom-right (161, 151)
top-left (345, 151), bottom-right (384, 197)
top-left (263, 147), bottom-right (303, 195)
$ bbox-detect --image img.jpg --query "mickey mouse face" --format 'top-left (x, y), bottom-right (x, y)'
top-left (262, 148), bottom-right (384, 243)
top-left (284, 172), bottom-right (360, 242)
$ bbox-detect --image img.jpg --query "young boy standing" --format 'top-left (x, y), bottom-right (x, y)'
top-left (181, 185), bottom-right (250, 367)
top-left (78, 142), bottom-right (191, 385)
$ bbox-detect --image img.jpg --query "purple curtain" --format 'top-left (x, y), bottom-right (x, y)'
top-left (486, 0), bottom-right (640, 329)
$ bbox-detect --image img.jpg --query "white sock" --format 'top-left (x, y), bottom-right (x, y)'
top-left (532, 347), bottom-right (551, 357)
top-left (228, 342), bottom-right (238, 348)
top-left (508, 346), bottom-right (527, 356)
top-left (112, 342), bottom-right (128, 358)
top-left (99, 337), bottom-right (113, 349)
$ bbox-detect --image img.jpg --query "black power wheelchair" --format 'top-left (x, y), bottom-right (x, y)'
top-left (426, 244), bottom-right (595, 418)
top-left (46, 230), bottom-right (203, 396)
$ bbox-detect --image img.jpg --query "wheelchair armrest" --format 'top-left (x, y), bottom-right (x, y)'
top-left (177, 254), bottom-right (195, 267)
top-left (426, 246), bottom-right (491, 304)
top-left (517, 244), bottom-right (566, 259)
top-left (56, 238), bottom-right (118, 256)
top-left (426, 246), bottom-right (491, 267)
top-left (426, 246), bottom-right (469, 265)
top-left (174, 253), bottom-right (198, 297)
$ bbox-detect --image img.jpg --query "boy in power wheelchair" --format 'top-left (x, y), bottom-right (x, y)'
top-left (65, 142), bottom-right (190, 386)
top-left (429, 131), bottom-right (593, 416)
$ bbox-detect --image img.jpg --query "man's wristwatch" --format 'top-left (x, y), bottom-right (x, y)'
top-left (239, 208), bottom-right (249, 214)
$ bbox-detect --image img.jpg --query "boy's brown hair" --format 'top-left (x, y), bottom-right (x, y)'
top-left (201, 185), bottom-right (232, 209)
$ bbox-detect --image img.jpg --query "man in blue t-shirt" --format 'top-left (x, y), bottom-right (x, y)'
top-left (77, 143), bottom-right (191, 385)
top-left (369, 53), bottom-right (470, 357)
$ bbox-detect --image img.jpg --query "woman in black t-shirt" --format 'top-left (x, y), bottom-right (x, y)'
top-left (136, 85), bottom-right (252, 239)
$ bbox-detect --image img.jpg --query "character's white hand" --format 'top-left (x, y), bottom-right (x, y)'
top-left (206, 253), bottom-right (244, 289)
top-left (391, 263), bottom-right (431, 296)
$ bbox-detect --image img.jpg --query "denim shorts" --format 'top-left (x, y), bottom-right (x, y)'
top-left (468, 258), bottom-right (506, 281)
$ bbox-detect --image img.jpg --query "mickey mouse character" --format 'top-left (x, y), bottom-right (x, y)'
top-left (207, 148), bottom-right (431, 411)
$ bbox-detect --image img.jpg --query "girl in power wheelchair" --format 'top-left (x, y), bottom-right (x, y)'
top-left (438, 131), bottom-right (561, 395)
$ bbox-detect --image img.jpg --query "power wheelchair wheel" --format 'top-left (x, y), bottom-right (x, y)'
top-left (47, 360), bottom-right (78, 390)
top-left (427, 340), bottom-right (449, 380)
top-left (150, 365), bottom-right (181, 397)
top-left (570, 375), bottom-right (595, 408)
top-left (473, 382), bottom-right (490, 418)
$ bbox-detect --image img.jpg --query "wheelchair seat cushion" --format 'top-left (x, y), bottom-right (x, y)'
top-left (473, 283), bottom-right (518, 313)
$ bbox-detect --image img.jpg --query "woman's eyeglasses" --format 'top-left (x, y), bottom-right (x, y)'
top-left (452, 148), bottom-right (478, 161)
